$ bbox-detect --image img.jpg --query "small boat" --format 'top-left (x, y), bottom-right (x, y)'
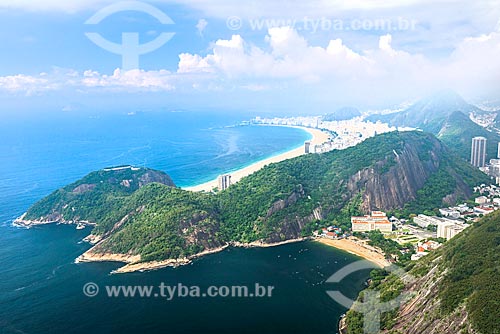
top-left (76, 223), bottom-right (86, 230)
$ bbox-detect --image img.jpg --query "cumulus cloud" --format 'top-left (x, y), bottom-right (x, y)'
top-left (0, 73), bottom-right (58, 95)
top-left (176, 26), bottom-right (500, 101)
top-left (82, 68), bottom-right (175, 91)
top-left (0, 68), bottom-right (177, 95)
top-left (1, 26), bottom-right (499, 104)
top-left (178, 27), bottom-right (419, 83)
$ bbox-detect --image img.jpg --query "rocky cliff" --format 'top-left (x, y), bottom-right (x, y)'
top-left (17, 131), bottom-right (489, 272)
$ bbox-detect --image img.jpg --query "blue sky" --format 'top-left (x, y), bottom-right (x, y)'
top-left (1, 0), bottom-right (500, 115)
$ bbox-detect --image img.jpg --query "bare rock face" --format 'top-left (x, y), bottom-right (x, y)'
top-left (138, 171), bottom-right (175, 188)
top-left (379, 257), bottom-right (477, 334)
top-left (72, 184), bottom-right (96, 194)
top-left (266, 184), bottom-right (305, 218)
top-left (347, 142), bottom-right (440, 212)
top-left (260, 134), bottom-right (480, 243)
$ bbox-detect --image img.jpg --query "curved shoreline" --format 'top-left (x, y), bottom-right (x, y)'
top-left (76, 238), bottom-right (309, 274)
top-left (183, 125), bottom-right (330, 192)
top-left (315, 237), bottom-right (390, 268)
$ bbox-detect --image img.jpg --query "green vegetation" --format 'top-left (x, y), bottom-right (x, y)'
top-left (97, 185), bottom-right (221, 261)
top-left (438, 211), bottom-right (500, 333)
top-left (393, 155), bottom-right (489, 218)
top-left (345, 271), bottom-right (406, 333)
top-left (437, 111), bottom-right (500, 161)
top-left (23, 131), bottom-right (486, 264)
top-left (25, 166), bottom-right (175, 234)
top-left (355, 231), bottom-right (415, 266)
top-left (369, 92), bottom-right (500, 160)
top-left (346, 210), bottom-right (500, 334)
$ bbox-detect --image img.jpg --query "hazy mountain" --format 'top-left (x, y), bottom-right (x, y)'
top-left (323, 107), bottom-right (361, 121)
top-left (369, 91), bottom-right (500, 160)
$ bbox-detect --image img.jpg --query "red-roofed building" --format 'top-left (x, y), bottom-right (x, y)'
top-left (351, 211), bottom-right (393, 233)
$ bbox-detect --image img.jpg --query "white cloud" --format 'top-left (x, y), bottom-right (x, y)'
top-left (1, 26), bottom-right (499, 105)
top-left (0, 68), bottom-right (177, 95)
top-left (196, 18), bottom-right (208, 36)
top-left (176, 26), bottom-right (500, 101)
top-left (82, 68), bottom-right (175, 91)
top-left (0, 0), bottom-right (112, 13)
top-left (0, 73), bottom-right (58, 95)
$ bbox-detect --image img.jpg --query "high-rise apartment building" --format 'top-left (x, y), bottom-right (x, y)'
top-left (471, 136), bottom-right (487, 167)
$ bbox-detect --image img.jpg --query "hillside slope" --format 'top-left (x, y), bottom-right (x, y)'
top-left (344, 210), bottom-right (500, 334)
top-left (369, 92), bottom-right (500, 160)
top-left (16, 132), bottom-right (489, 269)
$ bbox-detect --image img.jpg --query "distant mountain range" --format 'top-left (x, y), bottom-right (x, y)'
top-left (368, 91), bottom-right (500, 160)
top-left (323, 107), bottom-right (361, 121)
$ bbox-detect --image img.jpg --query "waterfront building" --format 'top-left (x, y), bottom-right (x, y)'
top-left (217, 174), bottom-right (232, 191)
top-left (304, 141), bottom-right (311, 154)
top-left (351, 211), bottom-right (393, 233)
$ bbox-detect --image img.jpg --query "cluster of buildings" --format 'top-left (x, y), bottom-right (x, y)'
top-left (319, 226), bottom-right (345, 239)
top-left (252, 116), bottom-right (404, 153)
top-left (470, 136), bottom-right (500, 184)
top-left (472, 184), bottom-right (500, 215)
top-left (304, 140), bottom-right (337, 154)
top-left (411, 240), bottom-right (442, 261)
top-left (412, 214), bottom-right (470, 240)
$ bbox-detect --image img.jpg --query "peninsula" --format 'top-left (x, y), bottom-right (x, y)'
top-left (14, 131), bottom-right (488, 274)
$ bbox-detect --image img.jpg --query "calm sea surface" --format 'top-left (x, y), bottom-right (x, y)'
top-left (0, 111), bottom-right (368, 334)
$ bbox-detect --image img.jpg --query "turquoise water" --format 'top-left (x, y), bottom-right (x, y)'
top-left (0, 111), bottom-right (368, 334)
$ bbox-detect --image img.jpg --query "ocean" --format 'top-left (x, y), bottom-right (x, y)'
top-left (0, 111), bottom-right (369, 334)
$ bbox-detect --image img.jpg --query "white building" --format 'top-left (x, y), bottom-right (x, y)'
top-left (304, 141), bottom-right (311, 154)
top-left (413, 214), bottom-right (459, 228)
top-left (217, 174), bottom-right (232, 191)
top-left (438, 208), bottom-right (461, 219)
top-left (471, 136), bottom-right (487, 167)
top-left (413, 214), bottom-right (441, 228)
top-left (475, 196), bottom-right (489, 205)
top-left (351, 211), bottom-right (393, 233)
top-left (437, 221), bottom-right (469, 240)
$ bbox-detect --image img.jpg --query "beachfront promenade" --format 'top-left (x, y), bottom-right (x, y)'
top-left (183, 126), bottom-right (330, 192)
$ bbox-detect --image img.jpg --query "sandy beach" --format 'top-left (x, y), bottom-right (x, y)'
top-left (183, 126), bottom-right (331, 192)
top-left (316, 237), bottom-right (390, 268)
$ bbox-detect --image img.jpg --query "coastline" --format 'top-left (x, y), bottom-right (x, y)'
top-left (77, 238), bottom-right (309, 274)
top-left (183, 125), bottom-right (330, 192)
top-left (315, 237), bottom-right (390, 268)
top-left (13, 213), bottom-right (96, 229)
